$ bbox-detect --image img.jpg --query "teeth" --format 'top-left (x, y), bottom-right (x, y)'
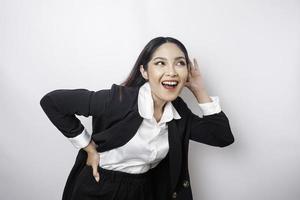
top-left (162, 81), bottom-right (178, 86)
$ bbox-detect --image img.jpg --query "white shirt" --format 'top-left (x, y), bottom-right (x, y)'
top-left (68, 82), bottom-right (222, 174)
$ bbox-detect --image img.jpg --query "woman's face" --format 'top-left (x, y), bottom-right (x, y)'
top-left (140, 42), bottom-right (189, 105)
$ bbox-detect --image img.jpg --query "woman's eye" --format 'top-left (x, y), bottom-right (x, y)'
top-left (178, 61), bottom-right (186, 66)
top-left (155, 61), bottom-right (165, 65)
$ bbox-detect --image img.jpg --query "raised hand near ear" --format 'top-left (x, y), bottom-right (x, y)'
top-left (185, 58), bottom-right (212, 103)
top-left (185, 58), bottom-right (206, 93)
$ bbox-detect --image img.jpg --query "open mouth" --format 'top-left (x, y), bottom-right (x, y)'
top-left (161, 81), bottom-right (179, 89)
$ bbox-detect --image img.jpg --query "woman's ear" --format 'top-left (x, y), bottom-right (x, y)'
top-left (140, 65), bottom-right (148, 80)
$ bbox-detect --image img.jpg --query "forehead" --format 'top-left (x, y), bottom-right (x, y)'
top-left (151, 43), bottom-right (185, 59)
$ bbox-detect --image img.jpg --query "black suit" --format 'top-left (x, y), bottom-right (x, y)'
top-left (40, 83), bottom-right (234, 200)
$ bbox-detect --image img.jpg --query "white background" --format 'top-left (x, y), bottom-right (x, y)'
top-left (1, 0), bottom-right (299, 199)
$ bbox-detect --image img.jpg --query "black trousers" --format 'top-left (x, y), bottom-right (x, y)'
top-left (70, 165), bottom-right (154, 200)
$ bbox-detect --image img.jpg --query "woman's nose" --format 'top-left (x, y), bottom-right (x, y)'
top-left (165, 65), bottom-right (178, 76)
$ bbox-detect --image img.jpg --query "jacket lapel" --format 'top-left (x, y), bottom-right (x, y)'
top-left (92, 87), bottom-right (144, 153)
top-left (92, 109), bottom-right (144, 152)
top-left (167, 119), bottom-right (182, 193)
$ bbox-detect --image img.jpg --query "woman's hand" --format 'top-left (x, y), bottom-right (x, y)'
top-left (185, 58), bottom-right (206, 92)
top-left (185, 58), bottom-right (213, 103)
top-left (83, 140), bottom-right (101, 182)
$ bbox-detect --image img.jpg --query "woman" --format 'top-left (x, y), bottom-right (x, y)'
top-left (40, 36), bottom-right (234, 200)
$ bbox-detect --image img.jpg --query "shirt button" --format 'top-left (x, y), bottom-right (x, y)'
top-left (183, 180), bottom-right (190, 188)
top-left (172, 191), bottom-right (177, 198)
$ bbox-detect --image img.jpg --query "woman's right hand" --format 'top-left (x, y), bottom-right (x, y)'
top-left (83, 140), bottom-right (100, 182)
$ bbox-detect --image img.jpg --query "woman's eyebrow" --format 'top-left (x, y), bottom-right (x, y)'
top-left (153, 56), bottom-right (185, 61)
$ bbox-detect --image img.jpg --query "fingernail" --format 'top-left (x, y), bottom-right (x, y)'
top-left (95, 176), bottom-right (99, 182)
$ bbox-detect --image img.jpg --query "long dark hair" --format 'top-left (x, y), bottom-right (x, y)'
top-left (120, 36), bottom-right (191, 88)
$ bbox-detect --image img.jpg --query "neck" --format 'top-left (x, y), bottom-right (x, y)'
top-left (151, 93), bottom-right (167, 113)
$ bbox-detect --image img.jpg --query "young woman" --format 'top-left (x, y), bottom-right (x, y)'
top-left (40, 36), bottom-right (234, 200)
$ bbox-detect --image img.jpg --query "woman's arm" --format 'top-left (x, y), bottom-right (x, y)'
top-left (184, 58), bottom-right (234, 147)
top-left (189, 109), bottom-right (234, 147)
top-left (187, 90), bottom-right (234, 147)
top-left (39, 88), bottom-right (110, 149)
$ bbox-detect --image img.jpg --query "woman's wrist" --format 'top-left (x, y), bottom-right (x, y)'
top-left (191, 88), bottom-right (212, 104)
top-left (83, 139), bottom-right (98, 153)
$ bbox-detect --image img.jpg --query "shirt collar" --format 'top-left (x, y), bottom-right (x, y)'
top-left (137, 81), bottom-right (181, 122)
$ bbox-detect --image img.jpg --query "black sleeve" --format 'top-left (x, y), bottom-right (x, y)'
top-left (176, 96), bottom-right (234, 147)
top-left (188, 110), bottom-right (235, 147)
top-left (39, 88), bottom-right (110, 138)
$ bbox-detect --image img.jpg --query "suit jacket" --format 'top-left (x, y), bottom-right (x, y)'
top-left (40, 83), bottom-right (234, 200)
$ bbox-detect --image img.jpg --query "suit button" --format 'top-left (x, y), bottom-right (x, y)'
top-left (172, 191), bottom-right (177, 198)
top-left (183, 180), bottom-right (190, 188)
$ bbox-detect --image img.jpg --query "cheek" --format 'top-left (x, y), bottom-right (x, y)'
top-left (178, 68), bottom-right (189, 79)
top-left (148, 68), bottom-right (164, 81)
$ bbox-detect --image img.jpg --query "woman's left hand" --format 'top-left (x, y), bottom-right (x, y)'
top-left (185, 58), bottom-right (206, 92)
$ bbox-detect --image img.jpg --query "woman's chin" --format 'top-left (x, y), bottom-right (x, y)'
top-left (162, 94), bottom-right (180, 102)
